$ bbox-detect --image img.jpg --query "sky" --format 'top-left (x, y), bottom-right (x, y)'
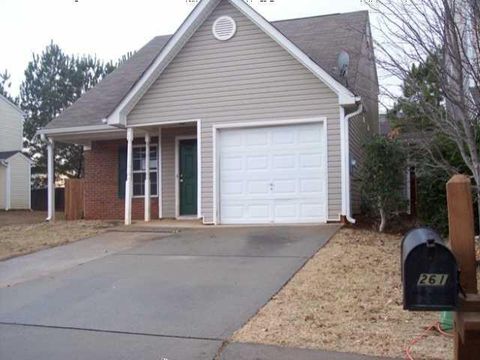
top-left (0, 0), bottom-right (373, 97)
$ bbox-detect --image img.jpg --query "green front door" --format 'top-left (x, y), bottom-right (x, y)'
top-left (179, 139), bottom-right (197, 216)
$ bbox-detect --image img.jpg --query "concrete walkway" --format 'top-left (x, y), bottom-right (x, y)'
top-left (0, 231), bottom-right (164, 288)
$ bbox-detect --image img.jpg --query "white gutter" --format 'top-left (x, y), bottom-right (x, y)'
top-left (340, 102), bottom-right (363, 224)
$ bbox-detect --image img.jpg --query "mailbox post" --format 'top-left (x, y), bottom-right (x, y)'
top-left (401, 175), bottom-right (480, 360)
top-left (446, 175), bottom-right (480, 360)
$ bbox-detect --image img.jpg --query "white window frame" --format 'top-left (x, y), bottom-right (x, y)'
top-left (132, 143), bottom-right (159, 198)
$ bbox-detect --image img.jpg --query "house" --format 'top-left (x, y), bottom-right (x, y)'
top-left (0, 94), bottom-right (31, 210)
top-left (38, 0), bottom-right (378, 225)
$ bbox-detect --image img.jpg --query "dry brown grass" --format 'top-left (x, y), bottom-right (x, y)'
top-left (0, 211), bottom-right (118, 260)
top-left (233, 227), bottom-right (460, 360)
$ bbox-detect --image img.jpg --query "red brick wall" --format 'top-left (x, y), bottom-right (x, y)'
top-left (84, 139), bottom-right (159, 220)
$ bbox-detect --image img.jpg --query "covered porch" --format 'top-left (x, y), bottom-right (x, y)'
top-left (41, 120), bottom-right (201, 225)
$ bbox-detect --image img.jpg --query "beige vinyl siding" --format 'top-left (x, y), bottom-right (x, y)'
top-left (128, 0), bottom-right (342, 222)
top-left (161, 126), bottom-right (197, 218)
top-left (8, 153), bottom-right (30, 209)
top-left (0, 166), bottom-right (5, 209)
top-left (349, 113), bottom-right (368, 214)
top-left (349, 29), bottom-right (378, 215)
top-left (0, 97), bottom-right (23, 152)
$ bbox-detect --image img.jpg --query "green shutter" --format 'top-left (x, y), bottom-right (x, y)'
top-left (118, 146), bottom-right (127, 199)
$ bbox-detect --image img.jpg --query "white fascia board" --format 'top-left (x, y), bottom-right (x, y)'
top-left (37, 124), bottom-right (124, 136)
top-left (107, 0), bottom-right (221, 126)
top-left (230, 0), bottom-right (357, 105)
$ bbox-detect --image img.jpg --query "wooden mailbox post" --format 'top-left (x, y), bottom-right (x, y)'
top-left (446, 175), bottom-right (480, 360)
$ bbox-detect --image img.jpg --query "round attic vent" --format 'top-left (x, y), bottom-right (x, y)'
top-left (212, 16), bottom-right (236, 41)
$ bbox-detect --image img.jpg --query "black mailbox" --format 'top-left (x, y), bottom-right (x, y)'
top-left (402, 227), bottom-right (459, 311)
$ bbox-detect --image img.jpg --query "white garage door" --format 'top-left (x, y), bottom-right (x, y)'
top-left (219, 122), bottom-right (327, 224)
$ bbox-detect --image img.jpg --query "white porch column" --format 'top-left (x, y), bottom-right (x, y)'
top-left (125, 128), bottom-right (133, 225)
top-left (46, 138), bottom-right (55, 221)
top-left (144, 133), bottom-right (151, 222)
top-left (5, 162), bottom-right (11, 210)
top-left (158, 127), bottom-right (162, 219)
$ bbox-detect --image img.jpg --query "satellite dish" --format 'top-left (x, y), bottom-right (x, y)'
top-left (337, 50), bottom-right (350, 77)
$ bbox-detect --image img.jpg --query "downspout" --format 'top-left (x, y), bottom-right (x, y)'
top-left (5, 160), bottom-right (11, 211)
top-left (341, 102), bottom-right (363, 224)
top-left (1, 160), bottom-right (9, 210)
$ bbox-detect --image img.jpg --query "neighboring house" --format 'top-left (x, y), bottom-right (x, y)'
top-left (39, 0), bottom-right (378, 225)
top-left (0, 94), bottom-right (31, 210)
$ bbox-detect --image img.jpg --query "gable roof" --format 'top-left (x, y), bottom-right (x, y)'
top-left (44, 4), bottom-right (369, 131)
top-left (0, 150), bottom-right (21, 161)
top-left (0, 94), bottom-right (24, 118)
top-left (44, 35), bottom-right (170, 130)
top-left (273, 11), bottom-right (368, 92)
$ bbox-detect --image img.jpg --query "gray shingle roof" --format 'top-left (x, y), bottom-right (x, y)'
top-left (45, 36), bottom-right (171, 130)
top-left (46, 10), bottom-right (369, 130)
top-left (0, 151), bottom-right (21, 161)
top-left (273, 11), bottom-right (368, 91)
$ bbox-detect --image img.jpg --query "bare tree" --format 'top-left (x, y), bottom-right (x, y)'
top-left (368, 0), bottom-right (480, 228)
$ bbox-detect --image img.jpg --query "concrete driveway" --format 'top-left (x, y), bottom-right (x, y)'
top-left (0, 225), bottom-right (340, 360)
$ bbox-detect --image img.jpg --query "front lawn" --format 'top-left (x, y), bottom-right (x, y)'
top-left (0, 211), bottom-right (119, 260)
top-left (233, 227), bottom-right (476, 360)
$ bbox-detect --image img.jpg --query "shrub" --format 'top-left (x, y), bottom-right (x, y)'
top-left (361, 136), bottom-right (407, 232)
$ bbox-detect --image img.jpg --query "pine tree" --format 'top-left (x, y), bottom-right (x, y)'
top-left (0, 69), bottom-right (16, 103)
top-left (20, 42), bottom-right (117, 186)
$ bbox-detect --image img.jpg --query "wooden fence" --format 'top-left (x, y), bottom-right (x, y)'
top-left (31, 188), bottom-right (64, 211)
top-left (64, 179), bottom-right (84, 220)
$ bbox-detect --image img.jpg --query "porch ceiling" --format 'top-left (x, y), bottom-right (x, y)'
top-left (51, 123), bottom-right (197, 146)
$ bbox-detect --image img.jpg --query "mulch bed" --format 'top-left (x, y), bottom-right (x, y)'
top-left (233, 227), bottom-right (468, 360)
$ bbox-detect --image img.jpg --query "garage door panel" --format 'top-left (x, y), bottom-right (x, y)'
top-left (272, 128), bottom-right (295, 144)
top-left (222, 180), bottom-right (243, 195)
top-left (272, 179), bottom-right (296, 194)
top-left (247, 155), bottom-right (268, 170)
top-left (300, 203), bottom-right (324, 218)
top-left (299, 153), bottom-right (323, 168)
top-left (274, 203), bottom-right (298, 218)
top-left (221, 155), bottom-right (243, 171)
top-left (247, 180), bottom-right (270, 194)
top-left (272, 155), bottom-right (295, 169)
top-left (245, 130), bottom-right (268, 146)
top-left (300, 178), bottom-right (324, 193)
top-left (219, 122), bottom-right (326, 224)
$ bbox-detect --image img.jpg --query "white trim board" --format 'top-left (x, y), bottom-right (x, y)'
top-left (174, 135), bottom-right (201, 219)
top-left (108, 0), bottom-right (357, 127)
top-left (212, 117), bottom-right (329, 225)
top-left (158, 127), bottom-right (163, 218)
top-left (4, 162), bottom-right (11, 210)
